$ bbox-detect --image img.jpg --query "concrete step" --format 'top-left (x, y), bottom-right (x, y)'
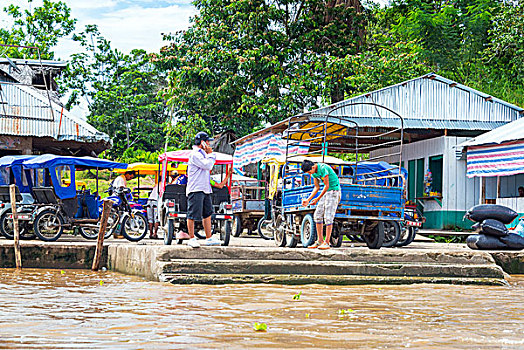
top-left (158, 259), bottom-right (505, 279)
top-left (156, 246), bottom-right (496, 266)
top-left (160, 273), bottom-right (508, 286)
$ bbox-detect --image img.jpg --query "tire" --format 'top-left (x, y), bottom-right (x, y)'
top-left (382, 220), bottom-right (401, 248)
top-left (330, 224), bottom-right (343, 248)
top-left (300, 214), bottom-right (317, 248)
top-left (363, 221), bottom-right (384, 249)
top-left (288, 234), bottom-right (299, 248)
top-left (397, 226), bottom-right (417, 247)
top-left (164, 219), bottom-right (174, 245)
top-left (121, 212), bottom-right (148, 242)
top-left (194, 230), bottom-right (206, 239)
top-left (274, 215), bottom-right (287, 247)
top-left (257, 218), bottom-right (274, 240)
top-left (219, 220), bottom-right (231, 246)
top-left (34, 210), bottom-right (64, 242)
top-left (233, 215), bottom-right (243, 237)
top-left (78, 226), bottom-right (99, 240)
top-left (0, 210), bottom-right (34, 239)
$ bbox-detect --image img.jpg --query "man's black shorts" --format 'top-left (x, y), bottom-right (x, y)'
top-left (187, 191), bottom-right (213, 220)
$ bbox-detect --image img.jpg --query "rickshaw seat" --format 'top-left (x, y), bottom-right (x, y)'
top-left (32, 187), bottom-right (59, 204)
top-left (164, 184), bottom-right (187, 212)
top-left (212, 187), bottom-right (230, 206)
top-left (0, 185), bottom-right (23, 203)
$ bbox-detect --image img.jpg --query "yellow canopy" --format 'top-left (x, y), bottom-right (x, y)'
top-left (113, 162), bottom-right (182, 175)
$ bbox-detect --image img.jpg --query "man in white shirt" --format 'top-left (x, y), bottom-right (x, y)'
top-left (112, 171), bottom-right (136, 190)
top-left (186, 131), bottom-right (221, 248)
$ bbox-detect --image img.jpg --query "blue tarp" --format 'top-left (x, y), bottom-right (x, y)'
top-left (22, 154), bottom-right (127, 170)
top-left (351, 161), bottom-right (408, 187)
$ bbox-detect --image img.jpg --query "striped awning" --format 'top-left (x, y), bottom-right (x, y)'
top-left (233, 132), bottom-right (309, 168)
top-left (467, 140), bottom-right (524, 178)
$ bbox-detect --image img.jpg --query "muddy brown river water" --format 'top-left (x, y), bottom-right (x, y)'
top-left (0, 269), bottom-right (523, 349)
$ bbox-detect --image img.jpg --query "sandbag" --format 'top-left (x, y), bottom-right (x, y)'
top-left (479, 219), bottom-right (508, 237)
top-left (466, 234), bottom-right (508, 250)
top-left (471, 222), bottom-right (480, 232)
top-left (500, 233), bottom-right (524, 250)
top-left (465, 204), bottom-right (517, 224)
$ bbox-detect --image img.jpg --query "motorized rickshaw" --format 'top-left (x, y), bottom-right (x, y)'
top-left (0, 155), bottom-right (37, 239)
top-left (229, 173), bottom-right (267, 238)
top-left (265, 102), bottom-right (407, 249)
top-left (158, 150), bottom-right (233, 246)
top-left (19, 154), bottom-right (128, 242)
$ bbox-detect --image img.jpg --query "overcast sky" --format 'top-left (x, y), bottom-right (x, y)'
top-left (0, 0), bottom-right (197, 59)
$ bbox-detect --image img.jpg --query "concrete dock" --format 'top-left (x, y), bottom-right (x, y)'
top-left (1, 236), bottom-right (522, 285)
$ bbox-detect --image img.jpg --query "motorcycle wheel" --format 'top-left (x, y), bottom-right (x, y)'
top-left (122, 212), bottom-right (148, 242)
top-left (233, 215), bottom-right (242, 237)
top-left (34, 210), bottom-right (64, 242)
top-left (257, 218), bottom-right (274, 240)
top-left (397, 226), bottom-right (417, 247)
top-left (164, 219), bottom-right (174, 245)
top-left (0, 210), bottom-right (34, 239)
top-left (274, 215), bottom-right (287, 247)
top-left (219, 220), bottom-right (231, 246)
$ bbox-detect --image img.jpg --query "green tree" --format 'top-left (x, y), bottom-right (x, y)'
top-left (386, 0), bottom-right (498, 77)
top-left (0, 0), bottom-right (76, 59)
top-left (156, 0), bottom-right (367, 139)
top-left (60, 25), bottom-right (168, 157)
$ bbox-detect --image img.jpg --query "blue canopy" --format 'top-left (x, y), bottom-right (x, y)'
top-left (0, 155), bottom-right (36, 168)
top-left (22, 154), bottom-right (127, 170)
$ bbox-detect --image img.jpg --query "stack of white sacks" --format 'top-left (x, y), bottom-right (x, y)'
top-left (465, 204), bottom-right (524, 250)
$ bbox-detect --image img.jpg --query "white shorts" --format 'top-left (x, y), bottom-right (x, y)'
top-left (313, 190), bottom-right (341, 225)
top-left (147, 199), bottom-right (159, 224)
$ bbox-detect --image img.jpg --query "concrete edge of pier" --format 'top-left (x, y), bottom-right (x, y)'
top-left (0, 241), bottom-right (522, 286)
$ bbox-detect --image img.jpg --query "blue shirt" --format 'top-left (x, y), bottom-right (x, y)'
top-left (187, 146), bottom-right (216, 195)
top-left (174, 174), bottom-right (187, 185)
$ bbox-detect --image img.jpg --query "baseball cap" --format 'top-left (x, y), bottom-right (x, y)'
top-left (194, 131), bottom-right (214, 145)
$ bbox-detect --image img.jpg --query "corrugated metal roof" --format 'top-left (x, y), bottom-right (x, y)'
top-left (459, 117), bottom-right (524, 147)
top-left (0, 58), bottom-right (67, 68)
top-left (305, 73), bottom-right (523, 128)
top-left (234, 73), bottom-right (524, 145)
top-left (0, 82), bottom-right (110, 143)
top-left (305, 115), bottom-right (507, 131)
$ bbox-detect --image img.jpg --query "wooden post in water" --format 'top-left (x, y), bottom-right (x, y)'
top-left (9, 184), bottom-right (21, 269)
top-left (92, 199), bottom-right (112, 271)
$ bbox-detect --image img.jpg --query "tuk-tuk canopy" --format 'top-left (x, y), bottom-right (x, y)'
top-left (0, 155), bottom-right (36, 168)
top-left (113, 162), bottom-right (179, 176)
top-left (22, 154), bottom-right (127, 170)
top-left (158, 150), bottom-right (233, 165)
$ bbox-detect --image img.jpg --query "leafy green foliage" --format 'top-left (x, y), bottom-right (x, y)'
top-left (156, 0), bottom-right (368, 138)
top-left (0, 0), bottom-right (76, 59)
top-left (60, 25), bottom-right (168, 158)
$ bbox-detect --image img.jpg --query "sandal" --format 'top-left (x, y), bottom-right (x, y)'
top-left (318, 242), bottom-right (330, 250)
top-left (308, 241), bottom-right (322, 249)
